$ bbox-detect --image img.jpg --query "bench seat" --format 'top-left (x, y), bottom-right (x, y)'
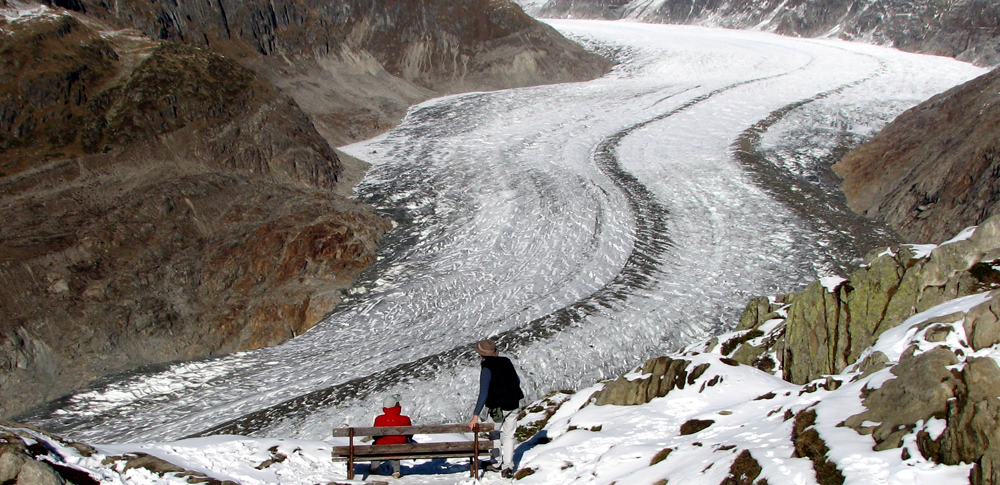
top-left (330, 423), bottom-right (495, 479)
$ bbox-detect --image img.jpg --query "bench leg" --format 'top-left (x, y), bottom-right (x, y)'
top-left (473, 425), bottom-right (481, 478)
top-left (347, 458), bottom-right (354, 480)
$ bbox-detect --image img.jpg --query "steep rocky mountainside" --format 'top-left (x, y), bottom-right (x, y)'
top-left (50, 0), bottom-right (612, 144)
top-left (0, 10), bottom-right (392, 419)
top-left (524, 0), bottom-right (1000, 66)
top-left (835, 67), bottom-right (1000, 244)
top-left (0, 0), bottom-right (610, 419)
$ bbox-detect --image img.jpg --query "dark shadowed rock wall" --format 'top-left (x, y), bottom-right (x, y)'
top-left (835, 67), bottom-right (1000, 244)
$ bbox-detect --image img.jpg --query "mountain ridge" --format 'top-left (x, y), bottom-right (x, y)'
top-left (521, 0), bottom-right (1000, 67)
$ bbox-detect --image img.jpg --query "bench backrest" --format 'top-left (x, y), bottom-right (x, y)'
top-left (330, 423), bottom-right (494, 438)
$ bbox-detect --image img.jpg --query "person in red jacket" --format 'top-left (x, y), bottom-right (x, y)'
top-left (369, 394), bottom-right (412, 478)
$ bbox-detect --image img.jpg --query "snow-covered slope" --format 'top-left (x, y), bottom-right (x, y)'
top-left (514, 221), bottom-right (1000, 484)
top-left (514, 297), bottom-right (993, 484)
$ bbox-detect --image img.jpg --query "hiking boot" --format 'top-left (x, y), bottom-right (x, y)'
top-left (502, 468), bottom-right (514, 478)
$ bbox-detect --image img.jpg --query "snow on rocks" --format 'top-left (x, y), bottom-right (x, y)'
top-left (511, 217), bottom-right (1000, 484)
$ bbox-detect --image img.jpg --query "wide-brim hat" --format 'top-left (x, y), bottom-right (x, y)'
top-left (475, 339), bottom-right (497, 357)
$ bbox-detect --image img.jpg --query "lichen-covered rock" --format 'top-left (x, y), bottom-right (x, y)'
top-left (936, 357), bottom-right (1000, 485)
top-left (735, 296), bottom-right (775, 331)
top-left (729, 215), bottom-right (1000, 385)
top-left (843, 346), bottom-right (961, 450)
top-left (594, 356), bottom-right (700, 406)
top-left (782, 280), bottom-right (849, 383)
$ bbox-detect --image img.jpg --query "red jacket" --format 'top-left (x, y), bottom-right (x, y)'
top-left (373, 405), bottom-right (412, 445)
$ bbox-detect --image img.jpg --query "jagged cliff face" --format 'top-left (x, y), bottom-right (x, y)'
top-left (524, 0), bottom-right (1000, 66)
top-left (834, 67), bottom-right (1000, 244)
top-left (719, 216), bottom-right (1000, 484)
top-left (49, 0), bottom-right (612, 144)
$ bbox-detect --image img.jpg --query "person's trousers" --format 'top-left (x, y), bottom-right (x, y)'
top-left (488, 408), bottom-right (519, 471)
top-left (369, 459), bottom-right (400, 475)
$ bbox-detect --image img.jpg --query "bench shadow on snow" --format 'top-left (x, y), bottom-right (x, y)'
top-left (356, 458), bottom-right (472, 480)
top-left (351, 432), bottom-right (550, 480)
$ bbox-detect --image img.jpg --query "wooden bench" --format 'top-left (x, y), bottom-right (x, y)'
top-left (330, 423), bottom-right (495, 480)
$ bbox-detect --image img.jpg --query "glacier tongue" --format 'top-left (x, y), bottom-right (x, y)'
top-left (21, 21), bottom-right (986, 443)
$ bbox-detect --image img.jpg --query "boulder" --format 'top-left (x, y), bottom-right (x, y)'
top-left (595, 356), bottom-right (698, 406)
top-left (843, 346), bottom-right (961, 450)
top-left (937, 357), bottom-right (1000, 485)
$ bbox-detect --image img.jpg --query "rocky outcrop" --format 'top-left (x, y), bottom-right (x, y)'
top-left (524, 0), bottom-right (1000, 67)
top-left (721, 215), bottom-right (1000, 385)
top-left (709, 216), bottom-right (1000, 483)
top-left (0, 10), bottom-right (391, 418)
top-left (569, 216), bottom-right (1000, 484)
top-left (835, 302), bottom-right (1000, 485)
top-left (593, 355), bottom-right (727, 406)
top-left (834, 67), bottom-right (1000, 244)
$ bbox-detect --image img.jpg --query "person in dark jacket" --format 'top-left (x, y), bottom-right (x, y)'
top-left (467, 339), bottom-right (524, 478)
top-left (370, 394), bottom-right (411, 478)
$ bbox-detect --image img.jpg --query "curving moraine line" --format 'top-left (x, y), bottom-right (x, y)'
top-left (731, 57), bottom-right (898, 273)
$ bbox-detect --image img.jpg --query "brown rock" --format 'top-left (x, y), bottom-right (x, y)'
top-left (834, 68), bottom-right (1000, 244)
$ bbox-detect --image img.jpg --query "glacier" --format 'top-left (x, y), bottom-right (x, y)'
top-left (20, 20), bottom-right (985, 449)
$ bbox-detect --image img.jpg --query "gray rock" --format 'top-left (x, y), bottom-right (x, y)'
top-left (0, 447), bottom-right (28, 483)
top-left (15, 459), bottom-right (65, 485)
top-left (937, 357), bottom-right (1000, 484)
top-left (843, 347), bottom-right (961, 450)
